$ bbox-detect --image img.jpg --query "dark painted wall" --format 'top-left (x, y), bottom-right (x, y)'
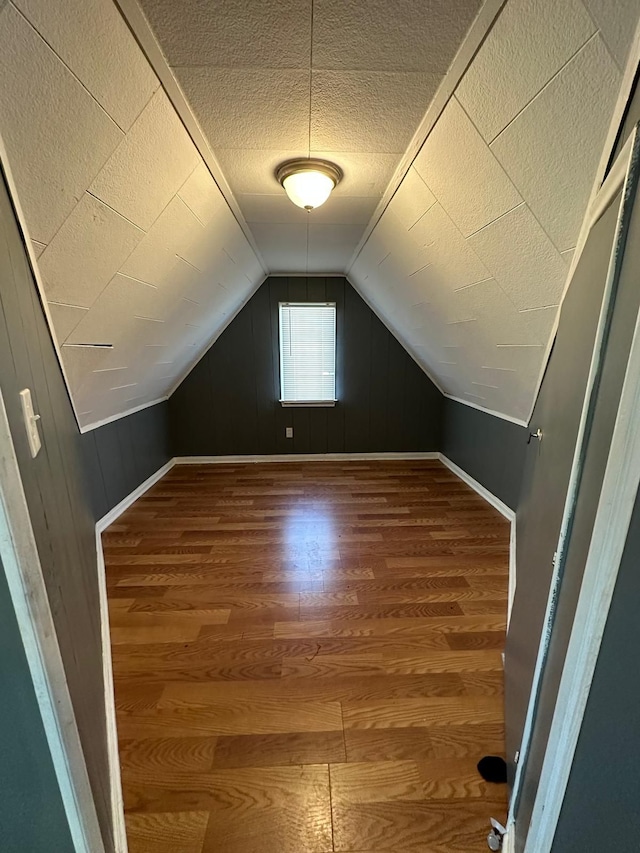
top-left (506, 161), bottom-right (640, 851)
top-left (170, 276), bottom-right (443, 456)
top-left (442, 399), bottom-right (528, 510)
top-left (0, 169), bottom-right (111, 847)
top-left (0, 170), bottom-right (169, 850)
top-left (516, 179), bottom-right (640, 851)
top-left (81, 401), bottom-right (170, 521)
top-left (551, 485), bottom-right (640, 852)
top-left (0, 563), bottom-right (74, 853)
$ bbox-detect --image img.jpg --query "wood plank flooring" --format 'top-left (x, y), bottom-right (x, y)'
top-left (105, 460), bottom-right (509, 853)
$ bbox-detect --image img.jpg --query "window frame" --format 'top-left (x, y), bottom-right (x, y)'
top-left (278, 301), bottom-right (337, 408)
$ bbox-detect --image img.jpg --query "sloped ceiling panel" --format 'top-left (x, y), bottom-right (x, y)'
top-left (136, 0), bottom-right (484, 273)
top-left (350, 0), bottom-right (634, 423)
top-left (0, 0), bottom-right (264, 429)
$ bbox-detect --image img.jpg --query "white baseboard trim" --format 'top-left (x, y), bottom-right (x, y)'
top-left (96, 460), bottom-right (175, 533)
top-left (438, 454), bottom-right (515, 522)
top-left (95, 531), bottom-right (128, 853)
top-left (95, 458), bottom-right (176, 853)
top-left (173, 452), bottom-right (440, 464)
top-left (439, 454), bottom-right (517, 630)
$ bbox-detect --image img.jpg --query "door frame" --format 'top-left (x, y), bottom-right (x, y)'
top-left (505, 17), bottom-right (640, 839)
top-left (0, 388), bottom-right (105, 853)
top-left (525, 127), bottom-right (640, 849)
top-left (507, 123), bottom-right (640, 851)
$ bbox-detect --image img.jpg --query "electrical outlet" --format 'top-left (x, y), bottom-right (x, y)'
top-left (285, 427), bottom-right (293, 439)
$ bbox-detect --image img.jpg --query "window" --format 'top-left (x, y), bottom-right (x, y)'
top-left (279, 302), bottom-right (336, 406)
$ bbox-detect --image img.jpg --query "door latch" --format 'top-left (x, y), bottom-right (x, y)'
top-left (527, 427), bottom-right (543, 444)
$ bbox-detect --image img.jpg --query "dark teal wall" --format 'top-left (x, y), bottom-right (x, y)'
top-left (551, 486), bottom-right (640, 852)
top-left (81, 402), bottom-right (170, 521)
top-left (170, 276), bottom-right (443, 456)
top-left (442, 399), bottom-right (528, 510)
top-left (0, 166), bottom-right (111, 848)
top-left (0, 564), bottom-right (74, 853)
top-left (0, 166), bottom-right (169, 850)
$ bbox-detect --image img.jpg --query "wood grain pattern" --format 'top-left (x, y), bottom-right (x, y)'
top-left (106, 460), bottom-right (509, 851)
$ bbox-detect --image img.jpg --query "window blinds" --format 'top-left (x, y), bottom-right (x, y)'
top-left (279, 303), bottom-right (336, 403)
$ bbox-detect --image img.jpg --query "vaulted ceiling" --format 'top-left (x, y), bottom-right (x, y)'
top-left (135, 0), bottom-right (484, 273)
top-left (0, 0), bottom-right (637, 429)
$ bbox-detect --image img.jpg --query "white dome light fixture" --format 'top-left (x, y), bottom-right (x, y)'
top-left (276, 158), bottom-right (343, 211)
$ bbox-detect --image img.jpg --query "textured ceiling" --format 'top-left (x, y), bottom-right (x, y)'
top-left (349, 0), bottom-right (638, 422)
top-left (0, 0), bottom-right (637, 431)
top-left (0, 0), bottom-right (264, 428)
top-left (136, 0), bottom-right (485, 273)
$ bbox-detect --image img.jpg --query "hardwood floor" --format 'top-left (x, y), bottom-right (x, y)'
top-left (105, 460), bottom-right (509, 853)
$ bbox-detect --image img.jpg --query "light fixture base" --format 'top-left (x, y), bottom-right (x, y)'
top-left (276, 158), bottom-right (343, 188)
top-left (276, 158), bottom-right (343, 211)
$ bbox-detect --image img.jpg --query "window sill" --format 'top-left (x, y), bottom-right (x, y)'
top-left (280, 400), bottom-right (336, 408)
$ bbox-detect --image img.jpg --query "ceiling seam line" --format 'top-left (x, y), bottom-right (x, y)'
top-left (112, 0), bottom-right (268, 273)
top-left (84, 191), bottom-right (146, 232)
top-left (464, 201), bottom-right (526, 238)
top-left (7, 1), bottom-right (129, 135)
top-left (344, 0), bottom-right (510, 274)
top-left (488, 29), bottom-right (602, 146)
top-left (308, 0), bottom-right (314, 158)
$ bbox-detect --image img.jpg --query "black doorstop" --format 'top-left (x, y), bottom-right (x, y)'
top-left (477, 755), bottom-right (508, 784)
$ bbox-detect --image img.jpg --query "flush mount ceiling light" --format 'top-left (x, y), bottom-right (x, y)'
top-left (276, 158), bottom-right (343, 211)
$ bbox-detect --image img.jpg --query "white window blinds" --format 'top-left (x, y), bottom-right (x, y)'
top-left (279, 303), bottom-right (336, 404)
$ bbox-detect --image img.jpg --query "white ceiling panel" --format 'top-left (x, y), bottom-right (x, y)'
top-left (311, 70), bottom-right (440, 153)
top-left (307, 223), bottom-right (366, 272)
top-left (467, 202), bottom-right (568, 310)
top-left (90, 89), bottom-right (200, 230)
top-left (176, 67), bottom-right (311, 150)
top-left (413, 97), bottom-right (523, 237)
top-left (37, 193), bottom-right (144, 308)
top-left (47, 302), bottom-right (87, 343)
top-left (316, 151), bottom-right (400, 198)
top-left (240, 193), bottom-right (378, 226)
top-left (31, 240), bottom-right (46, 258)
top-left (518, 305), bottom-right (558, 345)
top-left (66, 274), bottom-right (163, 344)
top-left (13, 0), bottom-right (159, 131)
top-left (582, 0), bottom-right (640, 68)
top-left (214, 148), bottom-right (308, 195)
top-left (224, 228), bottom-right (265, 283)
top-left (491, 35), bottom-right (620, 252)
top-left (312, 0), bottom-right (483, 72)
top-left (214, 147), bottom-right (398, 200)
top-left (386, 168), bottom-right (436, 231)
top-left (240, 194), bottom-right (314, 225)
top-left (0, 3), bottom-right (123, 243)
top-left (4, 0), bottom-right (631, 430)
top-left (2, 0), bottom-right (264, 428)
top-left (60, 345), bottom-right (124, 394)
top-left (250, 222), bottom-right (309, 272)
top-left (177, 163), bottom-right (228, 226)
top-left (137, 0), bottom-right (311, 68)
top-left (409, 204), bottom-right (491, 290)
top-left (455, 0), bottom-right (595, 142)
